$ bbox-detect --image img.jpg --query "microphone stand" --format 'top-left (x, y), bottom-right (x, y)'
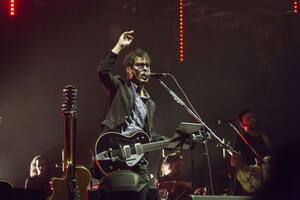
top-left (158, 80), bottom-right (233, 151)
top-left (158, 79), bottom-right (231, 195)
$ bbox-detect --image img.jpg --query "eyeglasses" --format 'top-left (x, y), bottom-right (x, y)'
top-left (133, 63), bottom-right (150, 69)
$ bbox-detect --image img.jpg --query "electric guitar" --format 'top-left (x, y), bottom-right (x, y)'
top-left (95, 131), bottom-right (189, 175)
top-left (49, 85), bottom-right (91, 200)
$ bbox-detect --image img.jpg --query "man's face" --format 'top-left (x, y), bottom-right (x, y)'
top-left (127, 56), bottom-right (151, 84)
top-left (241, 112), bottom-right (257, 131)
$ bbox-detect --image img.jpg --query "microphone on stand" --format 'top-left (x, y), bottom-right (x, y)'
top-left (217, 119), bottom-right (236, 125)
top-left (148, 72), bottom-right (171, 78)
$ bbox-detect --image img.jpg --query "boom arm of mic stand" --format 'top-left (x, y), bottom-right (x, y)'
top-left (159, 80), bottom-right (234, 158)
top-left (159, 79), bottom-right (219, 195)
top-left (159, 80), bottom-right (229, 145)
top-left (159, 80), bottom-right (201, 123)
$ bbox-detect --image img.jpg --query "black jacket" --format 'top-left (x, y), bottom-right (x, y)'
top-left (97, 51), bottom-right (160, 141)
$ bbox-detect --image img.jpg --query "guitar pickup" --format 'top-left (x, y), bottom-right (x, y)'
top-left (123, 145), bottom-right (131, 159)
top-left (135, 143), bottom-right (143, 155)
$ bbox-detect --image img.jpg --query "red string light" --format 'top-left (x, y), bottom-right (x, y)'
top-left (294, 0), bottom-right (299, 14)
top-left (179, 0), bottom-right (184, 63)
top-left (9, 0), bottom-right (15, 16)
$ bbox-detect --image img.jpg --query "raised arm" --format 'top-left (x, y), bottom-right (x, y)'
top-left (112, 30), bottom-right (134, 55)
top-left (97, 30), bottom-right (134, 91)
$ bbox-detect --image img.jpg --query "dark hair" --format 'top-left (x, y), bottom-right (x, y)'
top-left (238, 109), bottom-right (252, 122)
top-left (123, 48), bottom-right (151, 67)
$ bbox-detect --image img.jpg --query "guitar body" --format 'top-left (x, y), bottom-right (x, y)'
top-left (95, 132), bottom-right (150, 175)
top-left (49, 166), bottom-right (91, 200)
top-left (237, 156), bottom-right (271, 193)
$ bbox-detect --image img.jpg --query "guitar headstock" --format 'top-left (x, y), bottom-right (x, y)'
top-left (62, 85), bottom-right (77, 116)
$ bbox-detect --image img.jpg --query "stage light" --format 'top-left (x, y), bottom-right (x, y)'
top-left (9, 0), bottom-right (16, 16)
top-left (179, 0), bottom-right (184, 63)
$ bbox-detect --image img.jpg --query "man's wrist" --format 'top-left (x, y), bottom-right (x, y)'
top-left (112, 43), bottom-right (124, 55)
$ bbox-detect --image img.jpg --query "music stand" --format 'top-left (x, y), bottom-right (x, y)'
top-left (177, 122), bottom-right (213, 193)
top-left (177, 122), bottom-right (204, 135)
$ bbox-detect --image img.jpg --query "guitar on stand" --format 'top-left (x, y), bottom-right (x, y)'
top-left (48, 85), bottom-right (91, 200)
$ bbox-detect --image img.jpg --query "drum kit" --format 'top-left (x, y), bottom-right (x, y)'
top-left (155, 152), bottom-right (208, 200)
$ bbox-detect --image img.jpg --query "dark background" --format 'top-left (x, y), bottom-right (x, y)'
top-left (0, 0), bottom-right (299, 192)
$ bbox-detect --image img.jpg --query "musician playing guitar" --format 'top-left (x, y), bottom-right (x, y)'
top-left (230, 109), bottom-right (272, 195)
top-left (96, 30), bottom-right (165, 199)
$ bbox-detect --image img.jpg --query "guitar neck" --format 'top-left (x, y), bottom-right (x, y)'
top-left (62, 85), bottom-right (78, 174)
top-left (142, 139), bottom-right (172, 153)
top-left (64, 115), bottom-right (77, 173)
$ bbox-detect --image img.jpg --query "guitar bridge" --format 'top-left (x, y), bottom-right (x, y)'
top-left (96, 148), bottom-right (115, 161)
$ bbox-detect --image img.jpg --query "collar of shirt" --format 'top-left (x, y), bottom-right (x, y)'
top-left (131, 82), bottom-right (150, 100)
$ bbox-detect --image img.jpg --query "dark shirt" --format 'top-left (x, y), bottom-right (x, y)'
top-left (234, 132), bottom-right (271, 165)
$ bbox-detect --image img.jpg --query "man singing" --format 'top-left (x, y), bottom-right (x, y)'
top-left (96, 30), bottom-right (164, 199)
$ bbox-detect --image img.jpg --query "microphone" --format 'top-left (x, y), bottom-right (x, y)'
top-left (148, 72), bottom-right (171, 78)
top-left (217, 119), bottom-right (236, 125)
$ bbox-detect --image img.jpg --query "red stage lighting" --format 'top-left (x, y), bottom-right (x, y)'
top-left (294, 0), bottom-right (299, 14)
top-left (179, 0), bottom-right (184, 63)
top-left (9, 0), bottom-right (16, 16)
